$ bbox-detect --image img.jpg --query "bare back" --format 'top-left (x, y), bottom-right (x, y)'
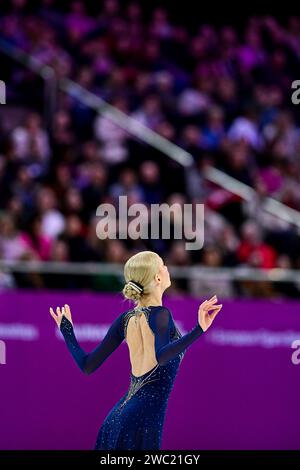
top-left (124, 308), bottom-right (158, 378)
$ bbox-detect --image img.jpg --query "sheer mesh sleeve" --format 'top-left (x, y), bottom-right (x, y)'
top-left (59, 313), bottom-right (125, 375)
top-left (148, 307), bottom-right (204, 366)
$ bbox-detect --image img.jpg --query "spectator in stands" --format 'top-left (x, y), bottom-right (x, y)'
top-left (237, 220), bottom-right (278, 269)
top-left (11, 112), bottom-right (50, 161)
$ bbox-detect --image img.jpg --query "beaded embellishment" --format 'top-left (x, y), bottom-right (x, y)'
top-left (170, 323), bottom-right (185, 363)
top-left (119, 306), bottom-right (185, 409)
top-left (122, 306), bottom-right (152, 336)
top-left (119, 364), bottom-right (160, 409)
top-left (120, 306), bottom-right (160, 409)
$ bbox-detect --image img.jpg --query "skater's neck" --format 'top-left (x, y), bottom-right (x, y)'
top-left (137, 292), bottom-right (163, 308)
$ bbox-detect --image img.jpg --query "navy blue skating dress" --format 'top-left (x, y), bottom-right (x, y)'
top-left (60, 305), bottom-right (204, 450)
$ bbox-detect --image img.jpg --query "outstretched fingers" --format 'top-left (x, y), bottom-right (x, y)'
top-left (49, 306), bottom-right (65, 323)
top-left (64, 304), bottom-right (71, 316)
top-left (49, 307), bottom-right (57, 320)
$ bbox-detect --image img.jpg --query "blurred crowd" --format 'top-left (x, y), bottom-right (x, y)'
top-left (1, 0), bottom-right (300, 297)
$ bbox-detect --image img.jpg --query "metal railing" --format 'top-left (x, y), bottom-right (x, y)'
top-left (1, 260), bottom-right (300, 283)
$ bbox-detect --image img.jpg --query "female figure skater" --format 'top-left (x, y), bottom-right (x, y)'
top-left (49, 250), bottom-right (222, 450)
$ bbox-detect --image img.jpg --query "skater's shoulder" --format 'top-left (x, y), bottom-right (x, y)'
top-left (147, 305), bottom-right (174, 327)
top-left (119, 304), bottom-right (174, 321)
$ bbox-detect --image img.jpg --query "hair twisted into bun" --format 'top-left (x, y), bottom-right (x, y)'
top-left (122, 251), bottom-right (161, 305)
top-left (122, 281), bottom-right (143, 302)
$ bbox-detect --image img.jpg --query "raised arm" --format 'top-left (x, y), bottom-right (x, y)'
top-left (50, 304), bottom-right (125, 375)
top-left (148, 307), bottom-right (203, 366)
top-left (148, 296), bottom-right (222, 366)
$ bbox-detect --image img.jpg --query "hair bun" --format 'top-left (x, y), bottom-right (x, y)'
top-left (122, 280), bottom-right (144, 303)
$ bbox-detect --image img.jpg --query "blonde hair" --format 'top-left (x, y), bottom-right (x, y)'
top-left (122, 251), bottom-right (161, 304)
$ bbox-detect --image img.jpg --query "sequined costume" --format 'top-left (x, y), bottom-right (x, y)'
top-left (59, 305), bottom-right (204, 450)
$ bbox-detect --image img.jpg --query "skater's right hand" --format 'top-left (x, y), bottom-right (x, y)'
top-left (198, 295), bottom-right (222, 332)
top-left (49, 304), bottom-right (73, 328)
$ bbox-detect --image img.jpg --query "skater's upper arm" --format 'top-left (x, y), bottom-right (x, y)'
top-left (148, 307), bottom-right (172, 364)
top-left (148, 306), bottom-right (204, 366)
